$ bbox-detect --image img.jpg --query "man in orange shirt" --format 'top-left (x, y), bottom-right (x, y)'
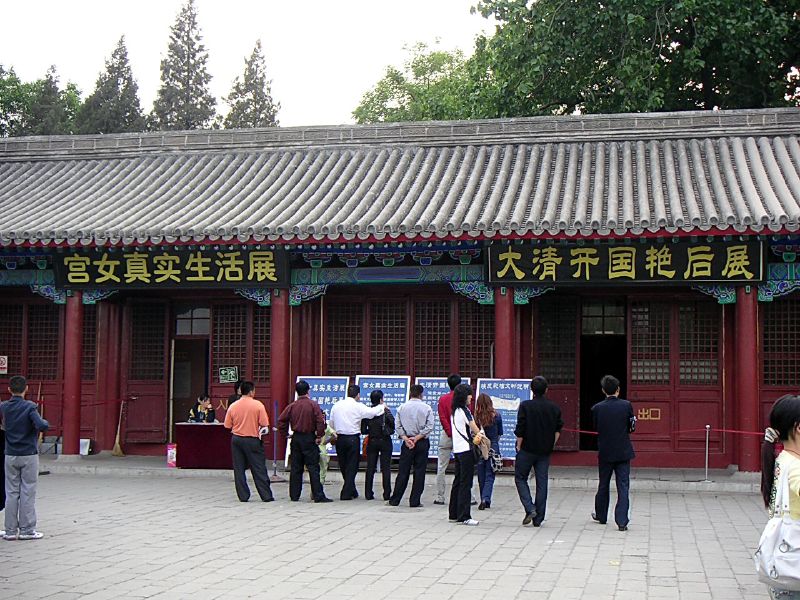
top-left (223, 381), bottom-right (274, 502)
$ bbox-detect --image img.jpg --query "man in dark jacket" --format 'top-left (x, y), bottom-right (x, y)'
top-left (514, 376), bottom-right (563, 527)
top-left (361, 389), bottom-right (396, 501)
top-left (1, 375), bottom-right (49, 540)
top-left (591, 374), bottom-right (636, 531)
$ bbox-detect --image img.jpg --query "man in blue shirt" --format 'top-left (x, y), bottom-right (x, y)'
top-left (591, 374), bottom-right (636, 532)
top-left (1, 375), bottom-right (49, 540)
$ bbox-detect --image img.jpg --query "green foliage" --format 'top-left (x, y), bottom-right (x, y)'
top-left (76, 37), bottom-right (145, 134)
top-left (353, 43), bottom-right (476, 124)
top-left (223, 40), bottom-right (280, 129)
top-left (152, 0), bottom-right (216, 130)
top-left (471, 0), bottom-right (800, 116)
top-left (11, 67), bottom-right (80, 136)
top-left (0, 66), bottom-right (32, 136)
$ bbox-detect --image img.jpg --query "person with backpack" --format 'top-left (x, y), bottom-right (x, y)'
top-left (388, 384), bottom-right (434, 508)
top-left (361, 389), bottom-right (395, 501)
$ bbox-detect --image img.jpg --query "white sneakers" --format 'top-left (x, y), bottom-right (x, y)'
top-left (462, 519), bottom-right (479, 526)
top-left (3, 531), bottom-right (44, 540)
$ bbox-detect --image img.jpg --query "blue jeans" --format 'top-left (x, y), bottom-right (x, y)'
top-left (477, 441), bottom-right (499, 503)
top-left (594, 460), bottom-right (631, 527)
top-left (514, 449), bottom-right (550, 524)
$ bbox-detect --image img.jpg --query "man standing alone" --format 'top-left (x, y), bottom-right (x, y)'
top-left (514, 376), bottom-right (563, 527)
top-left (389, 384), bottom-right (434, 507)
top-left (591, 375), bottom-right (635, 531)
top-left (1, 375), bottom-right (49, 540)
top-left (277, 380), bottom-right (332, 503)
top-left (329, 384), bottom-right (384, 500)
top-left (223, 381), bottom-right (274, 503)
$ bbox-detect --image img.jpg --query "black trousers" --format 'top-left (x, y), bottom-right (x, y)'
top-left (514, 449), bottom-right (550, 525)
top-left (390, 437), bottom-right (429, 507)
top-left (335, 434), bottom-right (360, 500)
top-left (290, 432), bottom-right (325, 501)
top-left (231, 435), bottom-right (273, 502)
top-left (594, 459), bottom-right (631, 527)
top-left (449, 450), bottom-right (475, 522)
top-left (365, 437), bottom-right (393, 500)
top-left (0, 429), bottom-right (5, 510)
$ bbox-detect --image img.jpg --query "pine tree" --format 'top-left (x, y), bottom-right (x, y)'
top-left (76, 37), bottom-right (145, 134)
top-left (223, 40), bottom-right (279, 129)
top-left (151, 0), bottom-right (216, 130)
top-left (15, 67), bottom-right (79, 136)
top-left (0, 66), bottom-right (31, 136)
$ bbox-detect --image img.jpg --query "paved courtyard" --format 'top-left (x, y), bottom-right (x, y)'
top-left (0, 472), bottom-right (768, 600)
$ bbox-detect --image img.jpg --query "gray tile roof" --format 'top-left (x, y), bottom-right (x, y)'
top-left (1, 108), bottom-right (799, 246)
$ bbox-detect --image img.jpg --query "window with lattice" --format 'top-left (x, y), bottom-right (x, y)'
top-left (370, 301), bottom-right (407, 374)
top-left (212, 304), bottom-right (247, 379)
top-left (630, 301), bottom-right (670, 385)
top-left (763, 297), bottom-right (800, 386)
top-left (82, 304), bottom-right (97, 381)
top-left (537, 297), bottom-right (577, 384)
top-left (130, 304), bottom-right (166, 380)
top-left (0, 305), bottom-right (23, 376)
top-left (679, 301), bottom-right (719, 385)
top-left (253, 305), bottom-right (271, 382)
top-left (414, 301), bottom-right (451, 377)
top-left (458, 301), bottom-right (494, 381)
top-left (326, 303), bottom-right (364, 378)
top-left (28, 304), bottom-right (60, 380)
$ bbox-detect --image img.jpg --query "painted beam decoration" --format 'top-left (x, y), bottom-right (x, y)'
top-left (415, 376), bottom-right (471, 459)
top-left (356, 375), bottom-right (410, 455)
top-left (54, 248), bottom-right (289, 289)
top-left (476, 379), bottom-right (533, 459)
top-left (488, 241), bottom-right (763, 284)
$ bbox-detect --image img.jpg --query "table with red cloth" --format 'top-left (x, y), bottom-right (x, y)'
top-left (174, 422), bottom-right (233, 469)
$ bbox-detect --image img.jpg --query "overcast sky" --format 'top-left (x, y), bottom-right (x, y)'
top-left (0, 0), bottom-right (493, 127)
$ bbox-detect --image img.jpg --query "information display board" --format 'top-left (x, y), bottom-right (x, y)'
top-left (295, 375), bottom-right (349, 456)
top-left (475, 379), bottom-right (532, 459)
top-left (415, 377), bottom-right (472, 458)
top-left (355, 375), bottom-right (410, 455)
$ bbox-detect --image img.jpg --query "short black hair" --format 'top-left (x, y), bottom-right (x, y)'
top-left (9, 375), bottom-right (27, 395)
top-left (296, 380), bottom-right (310, 396)
top-left (601, 375), bottom-right (620, 396)
top-left (234, 379), bottom-right (245, 393)
top-left (410, 384), bottom-right (424, 398)
top-left (447, 374), bottom-right (462, 390)
top-left (240, 381), bottom-right (256, 396)
top-left (348, 384), bottom-right (360, 398)
top-left (531, 376), bottom-right (548, 397)
top-left (369, 389), bottom-right (384, 406)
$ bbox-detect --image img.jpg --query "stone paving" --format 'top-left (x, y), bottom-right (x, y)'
top-left (0, 471), bottom-right (768, 600)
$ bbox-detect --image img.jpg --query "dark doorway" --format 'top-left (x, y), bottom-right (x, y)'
top-left (171, 339), bottom-right (210, 439)
top-left (579, 299), bottom-right (627, 451)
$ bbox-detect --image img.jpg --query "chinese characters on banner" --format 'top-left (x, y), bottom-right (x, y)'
top-left (356, 375), bottom-right (410, 455)
top-left (476, 379), bottom-right (532, 459)
top-left (54, 248), bottom-right (290, 289)
top-left (295, 376), bottom-right (349, 457)
top-left (415, 377), bottom-right (472, 459)
top-left (488, 241), bottom-right (763, 284)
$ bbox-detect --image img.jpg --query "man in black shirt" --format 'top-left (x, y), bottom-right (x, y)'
top-left (514, 376), bottom-right (563, 527)
top-left (591, 374), bottom-right (635, 531)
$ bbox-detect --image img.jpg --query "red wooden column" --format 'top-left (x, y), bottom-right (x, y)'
top-left (494, 287), bottom-right (515, 378)
top-left (735, 286), bottom-right (760, 471)
top-left (62, 291), bottom-right (84, 455)
top-left (270, 289), bottom-right (291, 457)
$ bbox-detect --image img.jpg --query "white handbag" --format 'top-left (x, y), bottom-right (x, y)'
top-left (755, 465), bottom-right (800, 591)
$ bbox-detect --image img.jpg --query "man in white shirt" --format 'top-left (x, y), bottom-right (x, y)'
top-left (329, 384), bottom-right (385, 500)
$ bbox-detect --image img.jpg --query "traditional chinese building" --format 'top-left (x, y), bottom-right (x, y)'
top-left (1, 108), bottom-right (799, 471)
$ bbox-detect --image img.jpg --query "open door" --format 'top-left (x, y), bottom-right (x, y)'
top-left (170, 338), bottom-right (210, 440)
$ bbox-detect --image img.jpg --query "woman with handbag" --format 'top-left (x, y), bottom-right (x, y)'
top-left (759, 394), bottom-right (800, 598)
top-left (449, 383), bottom-right (483, 526)
top-left (475, 393), bottom-right (503, 510)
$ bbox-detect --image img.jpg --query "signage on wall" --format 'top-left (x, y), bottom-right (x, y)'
top-left (53, 248), bottom-right (290, 289)
top-left (0, 355), bottom-right (7, 375)
top-left (475, 379), bottom-right (532, 460)
top-left (415, 376), bottom-right (471, 459)
top-left (218, 366), bottom-right (239, 384)
top-left (487, 241), bottom-right (763, 284)
top-left (356, 375), bottom-right (410, 455)
top-left (295, 375), bottom-right (349, 456)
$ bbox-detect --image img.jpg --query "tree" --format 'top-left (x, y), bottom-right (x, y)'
top-left (151, 0), bottom-right (216, 130)
top-left (76, 37), bottom-right (145, 134)
top-left (470, 0), bottom-right (800, 116)
top-left (353, 42), bottom-right (475, 124)
top-left (12, 67), bottom-right (80, 136)
top-left (223, 40), bottom-right (280, 128)
top-left (0, 66), bottom-right (32, 136)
